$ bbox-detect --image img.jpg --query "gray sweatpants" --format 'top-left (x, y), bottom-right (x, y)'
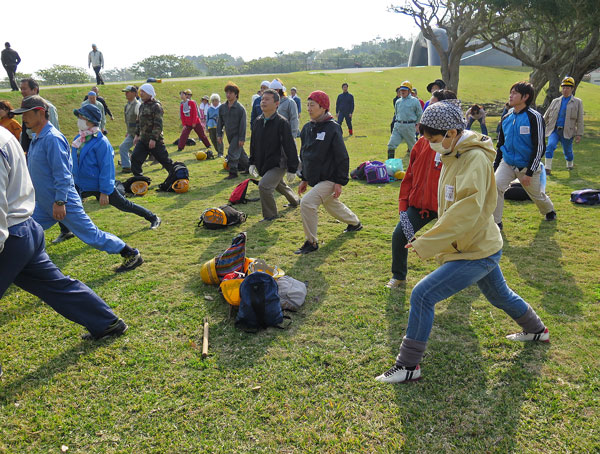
top-left (259, 167), bottom-right (299, 219)
top-left (226, 134), bottom-right (249, 173)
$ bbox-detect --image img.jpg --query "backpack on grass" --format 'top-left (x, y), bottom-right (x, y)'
top-left (198, 205), bottom-right (247, 229)
top-left (157, 161), bottom-right (189, 192)
top-left (364, 161), bottom-right (389, 184)
top-left (236, 272), bottom-right (289, 332)
top-left (570, 189), bottom-right (600, 205)
top-left (504, 182), bottom-right (531, 201)
top-left (350, 161), bottom-right (369, 180)
top-left (229, 179), bottom-right (260, 204)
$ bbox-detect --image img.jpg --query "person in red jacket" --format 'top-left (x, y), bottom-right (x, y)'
top-left (177, 89), bottom-right (212, 152)
top-left (385, 89), bottom-right (456, 288)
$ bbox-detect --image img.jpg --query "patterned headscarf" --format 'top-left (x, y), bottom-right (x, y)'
top-left (421, 99), bottom-right (466, 130)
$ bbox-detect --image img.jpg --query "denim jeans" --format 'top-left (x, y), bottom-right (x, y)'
top-left (118, 134), bottom-right (134, 169)
top-left (546, 128), bottom-right (574, 161)
top-left (466, 117), bottom-right (488, 135)
top-left (405, 250), bottom-right (528, 343)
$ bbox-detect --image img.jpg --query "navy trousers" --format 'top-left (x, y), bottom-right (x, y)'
top-left (0, 218), bottom-right (118, 337)
top-left (337, 112), bottom-right (352, 132)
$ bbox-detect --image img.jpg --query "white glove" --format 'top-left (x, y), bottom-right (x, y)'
top-left (286, 172), bottom-right (296, 184)
top-left (249, 165), bottom-right (259, 178)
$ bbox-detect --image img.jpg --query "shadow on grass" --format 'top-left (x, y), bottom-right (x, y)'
top-left (0, 340), bottom-right (108, 404)
top-left (503, 220), bottom-right (583, 316)
top-left (392, 286), bottom-right (549, 451)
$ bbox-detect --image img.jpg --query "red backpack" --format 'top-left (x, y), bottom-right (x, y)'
top-left (229, 179), bottom-right (260, 204)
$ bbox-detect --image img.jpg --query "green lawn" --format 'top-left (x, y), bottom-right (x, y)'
top-left (1, 67), bottom-right (599, 453)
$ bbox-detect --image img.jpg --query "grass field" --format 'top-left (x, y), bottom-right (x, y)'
top-left (1, 66), bottom-right (599, 453)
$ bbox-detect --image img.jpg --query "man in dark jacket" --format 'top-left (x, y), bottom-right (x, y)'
top-left (1, 42), bottom-right (21, 91)
top-left (83, 87), bottom-right (114, 121)
top-left (335, 83), bottom-right (354, 135)
top-left (249, 89), bottom-right (300, 221)
top-left (131, 83), bottom-right (174, 177)
top-left (295, 90), bottom-right (362, 254)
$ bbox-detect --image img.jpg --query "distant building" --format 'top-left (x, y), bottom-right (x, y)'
top-left (587, 68), bottom-right (600, 86)
top-left (408, 28), bottom-right (522, 67)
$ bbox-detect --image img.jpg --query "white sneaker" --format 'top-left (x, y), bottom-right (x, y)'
top-left (385, 278), bottom-right (406, 288)
top-left (375, 364), bottom-right (421, 383)
top-left (506, 327), bottom-right (549, 342)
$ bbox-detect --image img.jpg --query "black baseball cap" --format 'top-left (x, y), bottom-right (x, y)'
top-left (11, 95), bottom-right (48, 114)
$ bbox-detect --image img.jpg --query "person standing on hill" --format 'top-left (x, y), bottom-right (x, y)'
top-left (335, 83), bottom-right (354, 136)
top-left (494, 81), bottom-right (556, 230)
top-left (295, 90), bottom-right (362, 255)
top-left (249, 89), bottom-right (300, 222)
top-left (88, 44), bottom-right (104, 85)
top-left (217, 82), bottom-right (249, 179)
top-left (543, 76), bottom-right (584, 174)
top-left (131, 84), bottom-right (174, 178)
top-left (1, 42), bottom-right (21, 92)
top-left (118, 85), bottom-right (140, 173)
top-left (177, 89), bottom-right (212, 152)
top-left (387, 80), bottom-right (422, 159)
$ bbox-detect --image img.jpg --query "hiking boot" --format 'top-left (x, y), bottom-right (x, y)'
top-left (545, 211), bottom-right (557, 221)
top-left (82, 318), bottom-right (128, 340)
top-left (344, 222), bottom-right (363, 233)
top-left (225, 173), bottom-right (238, 180)
top-left (385, 278), bottom-right (406, 288)
top-left (349, 129), bottom-right (353, 136)
top-left (259, 216), bottom-right (277, 222)
top-left (375, 364), bottom-right (421, 383)
top-left (121, 167), bottom-right (132, 174)
top-left (52, 231), bottom-right (75, 244)
top-left (149, 216), bottom-right (161, 230)
top-left (294, 241), bottom-right (318, 255)
top-left (115, 249), bottom-right (143, 273)
top-left (506, 327), bottom-right (549, 342)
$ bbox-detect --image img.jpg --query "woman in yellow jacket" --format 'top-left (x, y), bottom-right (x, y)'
top-left (376, 99), bottom-right (549, 384)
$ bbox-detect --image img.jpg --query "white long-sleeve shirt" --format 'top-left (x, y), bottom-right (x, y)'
top-left (0, 126), bottom-right (35, 252)
top-left (88, 50), bottom-right (104, 68)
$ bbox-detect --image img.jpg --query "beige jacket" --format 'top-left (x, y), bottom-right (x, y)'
top-left (412, 131), bottom-right (503, 265)
top-left (543, 96), bottom-right (584, 139)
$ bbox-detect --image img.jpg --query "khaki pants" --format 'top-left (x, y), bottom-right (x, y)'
top-left (494, 161), bottom-right (554, 223)
top-left (259, 167), bottom-right (299, 219)
top-left (300, 180), bottom-right (360, 243)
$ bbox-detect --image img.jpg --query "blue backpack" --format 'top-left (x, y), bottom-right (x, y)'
top-left (236, 272), bottom-right (288, 332)
top-left (571, 189), bottom-right (600, 205)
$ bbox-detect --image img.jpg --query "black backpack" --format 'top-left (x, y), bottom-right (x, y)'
top-left (236, 272), bottom-right (289, 333)
top-left (351, 162), bottom-right (368, 180)
top-left (157, 161), bottom-right (189, 192)
top-left (504, 182), bottom-right (531, 201)
top-left (571, 189), bottom-right (600, 205)
top-left (198, 205), bottom-right (247, 229)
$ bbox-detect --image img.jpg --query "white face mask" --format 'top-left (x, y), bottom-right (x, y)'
top-left (429, 132), bottom-right (452, 154)
top-left (77, 119), bottom-right (89, 131)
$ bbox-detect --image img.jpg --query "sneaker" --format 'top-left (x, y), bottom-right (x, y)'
top-left (545, 211), bottom-right (557, 221)
top-left (344, 222), bottom-right (363, 233)
top-left (375, 364), bottom-right (421, 383)
top-left (82, 318), bottom-right (128, 340)
top-left (149, 216), bottom-right (161, 230)
top-left (506, 327), bottom-right (550, 342)
top-left (259, 216), bottom-right (277, 222)
top-left (294, 241), bottom-right (319, 255)
top-left (115, 250), bottom-right (143, 273)
top-left (497, 222), bottom-right (503, 231)
top-left (385, 278), bottom-right (406, 288)
top-left (52, 231), bottom-right (75, 244)
top-left (567, 166), bottom-right (574, 171)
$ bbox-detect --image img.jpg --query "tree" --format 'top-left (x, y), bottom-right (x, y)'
top-left (36, 65), bottom-right (90, 85)
top-left (131, 55), bottom-right (200, 79)
top-left (390, 0), bottom-right (498, 93)
top-left (481, 0), bottom-right (600, 108)
top-left (102, 67), bottom-right (137, 82)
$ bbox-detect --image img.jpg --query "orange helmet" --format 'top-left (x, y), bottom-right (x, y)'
top-left (171, 179), bottom-right (189, 193)
top-left (130, 180), bottom-right (149, 196)
top-left (223, 159), bottom-right (229, 171)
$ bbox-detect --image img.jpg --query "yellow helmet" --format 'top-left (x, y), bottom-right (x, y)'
top-left (200, 258), bottom-right (219, 285)
top-left (220, 278), bottom-right (244, 306)
top-left (394, 170), bottom-right (406, 180)
top-left (223, 159), bottom-right (229, 171)
top-left (561, 76), bottom-right (575, 87)
top-left (400, 80), bottom-right (413, 91)
top-left (130, 180), bottom-right (149, 196)
top-left (171, 179), bottom-right (189, 193)
top-left (196, 150), bottom-right (207, 160)
top-left (247, 258), bottom-right (285, 279)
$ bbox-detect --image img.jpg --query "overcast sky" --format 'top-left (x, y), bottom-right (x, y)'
top-left (4, 0), bottom-right (418, 75)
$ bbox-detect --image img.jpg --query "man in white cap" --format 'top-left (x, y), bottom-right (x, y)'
top-left (269, 79), bottom-right (299, 138)
top-left (250, 80), bottom-right (272, 129)
top-left (88, 44), bottom-right (104, 85)
top-left (131, 83), bottom-right (174, 177)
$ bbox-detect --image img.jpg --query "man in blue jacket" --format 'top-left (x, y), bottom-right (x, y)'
top-left (57, 104), bottom-right (161, 243)
top-left (335, 83), bottom-right (354, 135)
top-left (12, 96), bottom-right (143, 273)
top-left (493, 81), bottom-right (556, 230)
